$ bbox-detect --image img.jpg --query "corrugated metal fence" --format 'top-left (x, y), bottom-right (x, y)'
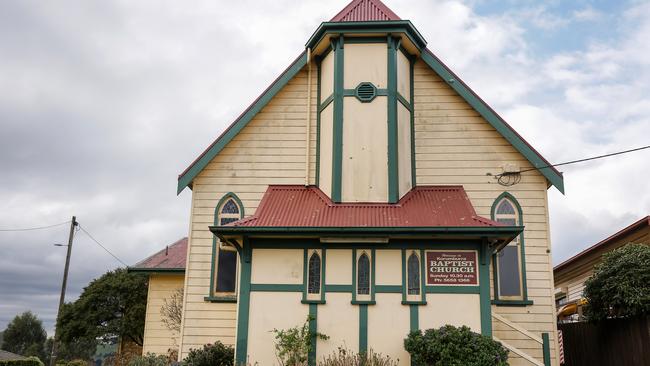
top-left (557, 317), bottom-right (650, 366)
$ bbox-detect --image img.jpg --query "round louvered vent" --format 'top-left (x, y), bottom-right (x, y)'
top-left (355, 82), bottom-right (377, 102)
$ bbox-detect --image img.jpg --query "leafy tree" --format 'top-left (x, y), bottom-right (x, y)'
top-left (584, 243), bottom-right (650, 321)
top-left (183, 342), bottom-right (234, 366)
top-left (1, 311), bottom-right (47, 360)
top-left (57, 268), bottom-right (148, 346)
top-left (44, 337), bottom-right (97, 363)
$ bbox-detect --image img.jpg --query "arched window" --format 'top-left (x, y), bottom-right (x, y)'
top-left (213, 194), bottom-right (243, 295)
top-left (357, 253), bottom-right (370, 295)
top-left (308, 252), bottom-right (321, 294)
top-left (407, 252), bottom-right (420, 295)
top-left (493, 193), bottom-right (525, 300)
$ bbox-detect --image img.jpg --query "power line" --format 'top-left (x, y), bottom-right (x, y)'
top-left (520, 144), bottom-right (650, 173)
top-left (77, 225), bottom-right (128, 267)
top-left (0, 220), bottom-right (71, 232)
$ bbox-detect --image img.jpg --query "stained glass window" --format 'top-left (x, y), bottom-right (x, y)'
top-left (357, 253), bottom-right (370, 295)
top-left (221, 199), bottom-right (239, 214)
top-left (496, 200), bottom-right (515, 215)
top-left (407, 252), bottom-right (420, 295)
top-left (308, 252), bottom-right (321, 294)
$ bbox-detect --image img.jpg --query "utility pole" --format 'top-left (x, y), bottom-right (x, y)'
top-left (49, 216), bottom-right (77, 366)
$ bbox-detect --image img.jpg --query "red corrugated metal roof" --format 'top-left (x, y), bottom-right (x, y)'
top-left (228, 185), bottom-right (502, 228)
top-left (330, 0), bottom-right (400, 22)
top-left (131, 237), bottom-right (187, 270)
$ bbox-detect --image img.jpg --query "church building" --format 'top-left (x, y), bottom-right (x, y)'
top-left (173, 1), bottom-right (563, 365)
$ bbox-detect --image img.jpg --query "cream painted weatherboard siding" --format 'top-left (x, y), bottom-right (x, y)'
top-left (178, 59), bottom-right (559, 365)
top-left (143, 275), bottom-right (185, 355)
top-left (178, 66), bottom-right (318, 357)
top-left (413, 59), bottom-right (559, 365)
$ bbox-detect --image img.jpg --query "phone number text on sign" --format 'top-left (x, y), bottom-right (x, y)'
top-left (426, 251), bottom-right (478, 285)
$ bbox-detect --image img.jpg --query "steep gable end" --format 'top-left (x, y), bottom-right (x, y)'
top-left (330, 0), bottom-right (401, 22)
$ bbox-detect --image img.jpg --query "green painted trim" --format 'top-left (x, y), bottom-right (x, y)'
top-left (359, 304), bottom-right (368, 354)
top-left (409, 305), bottom-right (419, 331)
top-left (309, 304), bottom-right (318, 366)
top-left (351, 300), bottom-right (376, 305)
top-left (371, 248), bottom-right (376, 302)
top-left (401, 250), bottom-right (407, 303)
top-left (177, 52), bottom-right (308, 193)
top-left (204, 295), bottom-right (237, 303)
top-left (425, 286), bottom-right (480, 294)
top-left (315, 60), bottom-right (322, 187)
top-left (409, 55), bottom-right (416, 187)
top-left (375, 285), bottom-right (401, 293)
top-left (251, 284), bottom-right (303, 292)
top-left (397, 93), bottom-right (411, 110)
top-left (343, 88), bottom-right (388, 97)
top-left (420, 249), bottom-right (427, 303)
top-left (325, 284), bottom-right (352, 292)
top-left (387, 36), bottom-right (399, 203)
top-left (235, 239), bottom-right (252, 364)
top-left (318, 94), bottom-right (334, 112)
top-left (491, 192), bottom-right (529, 302)
top-left (479, 241), bottom-right (492, 337)
top-left (331, 37), bottom-right (344, 202)
top-left (491, 300), bottom-right (534, 306)
top-left (344, 36), bottom-right (388, 44)
top-left (354, 82), bottom-right (378, 103)
top-left (542, 333), bottom-right (551, 366)
top-left (127, 267), bottom-right (185, 274)
top-left (402, 300), bottom-right (427, 305)
top-left (250, 239), bottom-right (487, 250)
top-left (210, 193), bottom-right (244, 298)
top-left (419, 51), bottom-right (564, 193)
top-left (306, 21), bottom-right (427, 50)
top-left (303, 249), bottom-right (327, 303)
top-left (351, 248), bottom-right (357, 302)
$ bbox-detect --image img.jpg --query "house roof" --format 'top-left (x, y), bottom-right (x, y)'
top-left (330, 0), bottom-right (400, 22)
top-left (177, 0), bottom-right (565, 194)
top-left (554, 215), bottom-right (650, 273)
top-left (0, 350), bottom-right (26, 361)
top-left (129, 237), bottom-right (187, 273)
top-left (225, 185), bottom-right (504, 228)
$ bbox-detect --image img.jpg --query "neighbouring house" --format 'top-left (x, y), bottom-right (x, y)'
top-left (128, 237), bottom-right (187, 356)
top-left (554, 216), bottom-right (650, 322)
top-left (0, 350), bottom-right (26, 362)
top-left (171, 0), bottom-right (565, 365)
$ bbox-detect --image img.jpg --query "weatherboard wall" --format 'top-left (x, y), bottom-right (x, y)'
top-left (178, 65), bottom-right (319, 358)
top-left (412, 59), bottom-right (558, 365)
top-left (142, 274), bottom-right (185, 355)
top-left (178, 57), bottom-right (559, 365)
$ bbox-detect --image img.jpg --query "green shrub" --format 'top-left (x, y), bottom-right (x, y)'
top-left (318, 348), bottom-right (398, 366)
top-left (0, 357), bottom-right (45, 366)
top-left (128, 353), bottom-right (170, 366)
top-left (64, 361), bottom-right (87, 366)
top-left (404, 325), bottom-right (509, 366)
top-left (183, 342), bottom-right (234, 366)
top-left (272, 316), bottom-right (329, 366)
top-left (584, 243), bottom-right (650, 321)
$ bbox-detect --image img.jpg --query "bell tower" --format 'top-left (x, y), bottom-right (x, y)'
top-left (309, 6), bottom-right (426, 203)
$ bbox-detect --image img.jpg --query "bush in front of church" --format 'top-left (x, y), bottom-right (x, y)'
top-left (183, 342), bottom-right (234, 366)
top-left (404, 325), bottom-right (508, 366)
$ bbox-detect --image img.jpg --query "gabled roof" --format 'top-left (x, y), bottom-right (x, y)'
top-left (128, 237), bottom-right (187, 273)
top-left (330, 0), bottom-right (400, 22)
top-left (554, 215), bottom-right (650, 273)
top-left (0, 350), bottom-right (26, 361)
top-left (177, 0), bottom-right (565, 194)
top-left (228, 185), bottom-right (503, 228)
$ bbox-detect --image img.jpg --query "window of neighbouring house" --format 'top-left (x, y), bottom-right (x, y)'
top-left (213, 194), bottom-right (243, 296)
top-left (493, 195), bottom-right (525, 300)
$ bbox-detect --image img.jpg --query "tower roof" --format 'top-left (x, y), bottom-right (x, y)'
top-left (330, 0), bottom-right (401, 22)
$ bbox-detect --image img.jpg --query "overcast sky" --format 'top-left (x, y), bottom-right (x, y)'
top-left (1, 0), bottom-right (649, 335)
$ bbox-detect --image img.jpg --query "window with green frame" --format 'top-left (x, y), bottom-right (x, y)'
top-left (207, 193), bottom-right (244, 302)
top-left (491, 192), bottom-right (531, 305)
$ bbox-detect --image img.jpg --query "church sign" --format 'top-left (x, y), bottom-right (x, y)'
top-left (426, 250), bottom-right (478, 285)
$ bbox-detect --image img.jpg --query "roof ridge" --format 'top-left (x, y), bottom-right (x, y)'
top-left (330, 0), bottom-right (401, 22)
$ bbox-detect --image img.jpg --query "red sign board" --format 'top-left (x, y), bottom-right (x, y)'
top-left (426, 251), bottom-right (478, 285)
